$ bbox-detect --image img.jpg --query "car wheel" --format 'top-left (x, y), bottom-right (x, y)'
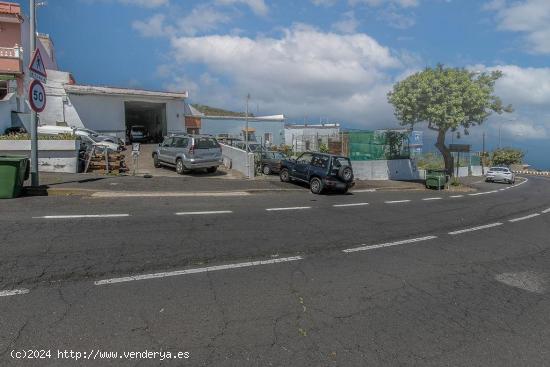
top-left (280, 168), bottom-right (290, 182)
top-left (262, 165), bottom-right (271, 175)
top-left (310, 177), bottom-right (324, 194)
top-left (153, 154), bottom-right (161, 168)
top-left (206, 166), bottom-right (217, 173)
top-left (176, 159), bottom-right (185, 175)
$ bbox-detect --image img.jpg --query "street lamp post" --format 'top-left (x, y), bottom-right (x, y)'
top-left (245, 93), bottom-right (250, 153)
top-left (29, 0), bottom-right (39, 186)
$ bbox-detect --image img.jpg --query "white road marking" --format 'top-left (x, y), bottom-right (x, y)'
top-left (265, 206), bottom-right (311, 211)
top-left (509, 213), bottom-right (541, 223)
top-left (333, 203), bottom-right (369, 207)
top-left (422, 197), bottom-right (443, 201)
top-left (95, 256), bottom-right (304, 285)
top-left (33, 214), bottom-right (130, 219)
top-left (352, 189), bottom-right (377, 193)
top-left (449, 222), bottom-right (503, 235)
top-left (93, 191), bottom-right (250, 198)
top-left (450, 195), bottom-right (464, 198)
top-left (542, 208), bottom-right (550, 214)
top-left (469, 191), bottom-right (497, 196)
top-left (495, 272), bottom-right (546, 294)
top-left (343, 236), bottom-right (438, 253)
top-left (0, 288), bottom-right (29, 297)
top-left (385, 200), bottom-right (411, 204)
top-left (175, 211), bottom-right (233, 216)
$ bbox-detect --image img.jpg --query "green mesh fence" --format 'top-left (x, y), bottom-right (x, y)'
top-left (348, 131), bottom-right (410, 161)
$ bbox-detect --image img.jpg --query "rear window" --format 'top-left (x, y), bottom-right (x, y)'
top-left (333, 157), bottom-right (351, 168)
top-left (195, 137), bottom-right (220, 149)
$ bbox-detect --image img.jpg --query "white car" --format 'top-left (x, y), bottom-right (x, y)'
top-left (38, 125), bottom-right (124, 149)
top-left (486, 167), bottom-right (515, 184)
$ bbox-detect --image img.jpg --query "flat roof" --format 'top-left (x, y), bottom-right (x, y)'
top-left (199, 115), bottom-right (285, 122)
top-left (65, 85), bottom-right (188, 100)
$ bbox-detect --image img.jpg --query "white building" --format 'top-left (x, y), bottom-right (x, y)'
top-left (39, 70), bottom-right (188, 142)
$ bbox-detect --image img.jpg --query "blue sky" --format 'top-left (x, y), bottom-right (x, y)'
top-left (18, 0), bottom-right (550, 168)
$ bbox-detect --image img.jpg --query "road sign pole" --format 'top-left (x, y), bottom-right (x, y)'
top-left (29, 0), bottom-right (39, 187)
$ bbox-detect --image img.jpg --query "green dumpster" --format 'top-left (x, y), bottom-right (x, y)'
top-left (425, 169), bottom-right (448, 190)
top-left (0, 155), bottom-right (30, 199)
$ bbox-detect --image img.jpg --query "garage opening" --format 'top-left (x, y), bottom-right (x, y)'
top-left (124, 101), bottom-right (166, 143)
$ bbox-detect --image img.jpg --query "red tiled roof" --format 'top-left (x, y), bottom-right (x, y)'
top-left (0, 2), bottom-right (21, 16)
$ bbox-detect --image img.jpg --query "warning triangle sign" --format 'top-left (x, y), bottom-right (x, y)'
top-left (29, 49), bottom-right (47, 79)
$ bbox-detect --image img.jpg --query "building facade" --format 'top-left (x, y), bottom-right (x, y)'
top-left (285, 123), bottom-right (341, 153)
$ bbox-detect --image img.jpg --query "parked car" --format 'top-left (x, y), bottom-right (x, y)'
top-left (486, 166), bottom-right (515, 184)
top-left (152, 134), bottom-right (222, 174)
top-left (279, 152), bottom-right (355, 194)
top-left (260, 151), bottom-right (287, 175)
top-left (37, 125), bottom-right (124, 149)
top-left (79, 134), bottom-right (121, 152)
top-left (235, 141), bottom-right (262, 153)
top-left (127, 125), bottom-right (150, 143)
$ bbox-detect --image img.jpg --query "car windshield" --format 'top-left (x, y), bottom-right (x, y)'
top-left (272, 152), bottom-right (286, 159)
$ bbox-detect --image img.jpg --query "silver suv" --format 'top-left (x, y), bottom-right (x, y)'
top-left (153, 135), bottom-right (222, 174)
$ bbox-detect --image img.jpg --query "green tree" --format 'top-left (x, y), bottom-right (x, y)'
top-left (491, 148), bottom-right (524, 166)
top-left (387, 65), bottom-right (512, 175)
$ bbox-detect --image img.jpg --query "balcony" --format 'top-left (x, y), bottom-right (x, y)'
top-left (0, 46), bottom-right (22, 74)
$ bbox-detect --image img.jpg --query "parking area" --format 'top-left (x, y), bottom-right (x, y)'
top-left (124, 144), bottom-right (245, 179)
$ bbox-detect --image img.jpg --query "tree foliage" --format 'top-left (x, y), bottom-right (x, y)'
top-left (387, 65), bottom-right (512, 175)
top-left (491, 148), bottom-right (524, 166)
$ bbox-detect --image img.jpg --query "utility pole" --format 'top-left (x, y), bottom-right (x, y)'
top-left (29, 0), bottom-right (39, 186)
top-left (481, 131), bottom-right (486, 175)
top-left (245, 93), bottom-right (250, 153)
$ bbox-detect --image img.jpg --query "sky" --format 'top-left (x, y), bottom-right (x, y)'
top-left (18, 0), bottom-right (550, 168)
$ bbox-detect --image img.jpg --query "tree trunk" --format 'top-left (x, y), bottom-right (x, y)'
top-left (435, 130), bottom-right (454, 176)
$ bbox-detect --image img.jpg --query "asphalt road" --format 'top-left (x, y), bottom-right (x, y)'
top-left (1, 176), bottom-right (550, 366)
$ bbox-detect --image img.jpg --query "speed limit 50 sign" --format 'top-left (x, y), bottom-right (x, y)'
top-left (29, 79), bottom-right (46, 113)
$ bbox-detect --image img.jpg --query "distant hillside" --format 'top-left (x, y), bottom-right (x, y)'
top-left (191, 104), bottom-right (254, 117)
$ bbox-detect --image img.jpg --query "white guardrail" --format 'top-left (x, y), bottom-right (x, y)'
top-left (514, 171), bottom-right (550, 176)
top-left (219, 143), bottom-right (255, 179)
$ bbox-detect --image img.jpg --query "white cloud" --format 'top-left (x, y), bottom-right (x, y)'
top-left (177, 5), bottom-right (232, 36)
top-left (311, 0), bottom-right (338, 6)
top-left (215, 0), bottom-right (269, 16)
top-left (83, 0), bottom-right (169, 7)
top-left (349, 0), bottom-right (420, 8)
top-left (487, 0), bottom-right (550, 54)
top-left (119, 0), bottom-right (168, 6)
top-left (168, 25), bottom-right (406, 126)
top-left (332, 11), bottom-right (360, 34)
top-left (132, 14), bottom-right (168, 38)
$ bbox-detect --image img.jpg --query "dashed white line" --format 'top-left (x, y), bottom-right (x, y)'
top-left (343, 236), bottom-right (438, 253)
top-left (0, 288), bottom-right (29, 297)
top-left (469, 190), bottom-right (498, 196)
top-left (509, 213), bottom-right (541, 223)
top-left (352, 189), bottom-right (377, 193)
top-left (542, 208), bottom-right (550, 214)
top-left (95, 256), bottom-right (304, 285)
top-left (450, 195), bottom-right (464, 198)
top-left (422, 197), bottom-right (443, 201)
top-left (266, 206), bottom-right (311, 211)
top-left (385, 200), bottom-right (411, 204)
top-left (333, 203), bottom-right (369, 207)
top-left (33, 214), bottom-right (130, 219)
top-left (175, 211), bottom-right (233, 216)
top-left (449, 222), bottom-right (503, 235)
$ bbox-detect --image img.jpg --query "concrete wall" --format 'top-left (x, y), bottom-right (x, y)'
top-left (202, 119), bottom-right (285, 146)
top-left (352, 159), bottom-right (422, 181)
top-left (220, 143), bottom-right (254, 178)
top-left (0, 94), bottom-right (15, 133)
top-left (0, 139), bottom-right (79, 173)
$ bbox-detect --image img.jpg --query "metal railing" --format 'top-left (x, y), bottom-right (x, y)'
top-left (0, 46), bottom-right (22, 59)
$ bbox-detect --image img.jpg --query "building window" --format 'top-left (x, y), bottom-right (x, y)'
top-left (0, 81), bottom-right (7, 100)
top-left (264, 133), bottom-right (273, 145)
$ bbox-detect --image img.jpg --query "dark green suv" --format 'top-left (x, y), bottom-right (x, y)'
top-left (279, 152), bottom-right (355, 194)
